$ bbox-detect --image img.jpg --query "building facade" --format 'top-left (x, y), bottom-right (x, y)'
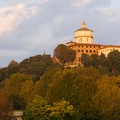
top-left (66, 21), bottom-right (120, 66)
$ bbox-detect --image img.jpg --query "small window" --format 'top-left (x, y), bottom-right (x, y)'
top-left (78, 50), bottom-right (80, 52)
top-left (82, 50), bottom-right (84, 52)
top-left (90, 50), bottom-right (92, 53)
top-left (86, 50), bottom-right (88, 52)
top-left (94, 46), bottom-right (95, 48)
top-left (78, 45), bottom-right (80, 47)
top-left (94, 50), bottom-right (95, 53)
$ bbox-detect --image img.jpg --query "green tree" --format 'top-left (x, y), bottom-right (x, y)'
top-left (24, 96), bottom-right (74, 120)
top-left (81, 54), bottom-right (93, 67)
top-left (105, 50), bottom-right (120, 74)
top-left (48, 99), bottom-right (74, 120)
top-left (93, 75), bottom-right (120, 120)
top-left (24, 95), bottom-right (49, 120)
top-left (1, 73), bottom-right (32, 109)
top-left (34, 67), bottom-right (100, 119)
top-left (19, 79), bottom-right (34, 105)
top-left (19, 54), bottom-right (61, 81)
top-left (81, 54), bottom-right (100, 68)
top-left (5, 60), bottom-right (19, 79)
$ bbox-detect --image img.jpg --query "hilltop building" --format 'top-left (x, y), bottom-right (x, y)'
top-left (66, 21), bottom-right (120, 66)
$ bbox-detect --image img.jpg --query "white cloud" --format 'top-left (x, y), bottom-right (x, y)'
top-left (0, 3), bottom-right (36, 34)
top-left (72, 0), bottom-right (94, 8)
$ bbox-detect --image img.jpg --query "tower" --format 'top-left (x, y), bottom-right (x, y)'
top-left (74, 21), bottom-right (94, 44)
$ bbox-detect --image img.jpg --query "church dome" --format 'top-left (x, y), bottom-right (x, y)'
top-left (74, 21), bottom-right (94, 44)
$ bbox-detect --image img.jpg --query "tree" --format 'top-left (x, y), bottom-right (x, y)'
top-left (54, 44), bottom-right (76, 65)
top-left (24, 96), bottom-right (74, 120)
top-left (19, 79), bottom-right (34, 104)
top-left (81, 53), bottom-right (93, 67)
top-left (0, 93), bottom-right (12, 120)
top-left (105, 50), bottom-right (120, 74)
top-left (48, 99), bottom-right (74, 120)
top-left (81, 54), bottom-right (100, 68)
top-left (19, 54), bottom-right (61, 81)
top-left (1, 73), bottom-right (33, 109)
top-left (34, 67), bottom-right (100, 119)
top-left (5, 60), bottom-right (19, 79)
top-left (24, 95), bottom-right (49, 120)
top-left (93, 75), bottom-right (120, 120)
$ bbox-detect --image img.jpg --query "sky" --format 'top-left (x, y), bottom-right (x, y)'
top-left (0, 0), bottom-right (120, 67)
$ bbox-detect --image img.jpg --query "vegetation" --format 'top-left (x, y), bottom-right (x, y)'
top-left (1, 50), bottom-right (120, 119)
top-left (53, 44), bottom-right (76, 65)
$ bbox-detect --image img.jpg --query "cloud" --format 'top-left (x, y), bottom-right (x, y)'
top-left (0, 3), bottom-right (36, 34)
top-left (72, 0), bottom-right (111, 9)
top-left (72, 0), bottom-right (94, 8)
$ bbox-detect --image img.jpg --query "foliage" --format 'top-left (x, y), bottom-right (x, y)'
top-left (19, 54), bottom-right (61, 81)
top-left (24, 95), bottom-right (49, 120)
top-left (0, 54), bottom-right (61, 82)
top-left (47, 99), bottom-right (74, 120)
top-left (24, 96), bottom-right (74, 120)
top-left (1, 73), bottom-right (33, 109)
top-left (105, 50), bottom-right (120, 74)
top-left (54, 44), bottom-right (76, 64)
top-left (5, 60), bottom-right (19, 79)
top-left (9, 95), bottom-right (26, 110)
top-left (81, 51), bottom-right (120, 76)
top-left (33, 67), bottom-right (100, 119)
top-left (93, 75), bottom-right (120, 120)
top-left (0, 93), bottom-right (12, 120)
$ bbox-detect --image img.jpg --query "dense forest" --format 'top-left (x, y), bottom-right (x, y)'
top-left (1, 44), bottom-right (120, 120)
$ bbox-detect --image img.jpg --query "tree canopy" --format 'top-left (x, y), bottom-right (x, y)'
top-left (54, 44), bottom-right (76, 65)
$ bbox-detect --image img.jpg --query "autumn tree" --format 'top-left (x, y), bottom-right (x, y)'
top-left (0, 93), bottom-right (12, 120)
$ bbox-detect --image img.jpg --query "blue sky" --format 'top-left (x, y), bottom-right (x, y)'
top-left (0, 0), bottom-right (120, 67)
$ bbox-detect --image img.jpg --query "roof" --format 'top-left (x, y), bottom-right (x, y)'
top-left (75, 21), bottom-right (93, 32)
top-left (75, 27), bottom-right (93, 32)
top-left (66, 41), bottom-right (76, 44)
top-left (98, 45), bottom-right (120, 50)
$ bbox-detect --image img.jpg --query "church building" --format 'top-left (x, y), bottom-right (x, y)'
top-left (66, 21), bottom-right (120, 66)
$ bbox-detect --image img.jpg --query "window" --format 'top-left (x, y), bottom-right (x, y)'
top-left (78, 45), bottom-right (80, 47)
top-left (78, 50), bottom-right (80, 52)
top-left (82, 50), bottom-right (84, 52)
top-left (86, 50), bottom-right (88, 52)
top-left (94, 50), bottom-right (95, 53)
top-left (90, 50), bottom-right (92, 53)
